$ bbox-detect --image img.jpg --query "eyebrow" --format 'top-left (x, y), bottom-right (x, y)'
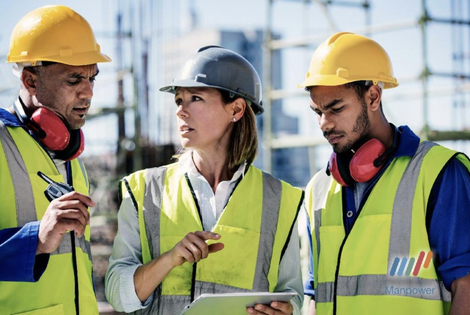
top-left (321, 98), bottom-right (343, 110)
top-left (68, 69), bottom-right (100, 79)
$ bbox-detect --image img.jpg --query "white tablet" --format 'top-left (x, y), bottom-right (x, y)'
top-left (179, 291), bottom-right (297, 315)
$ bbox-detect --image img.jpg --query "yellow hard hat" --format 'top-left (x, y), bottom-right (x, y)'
top-left (7, 5), bottom-right (111, 66)
top-left (298, 32), bottom-right (398, 89)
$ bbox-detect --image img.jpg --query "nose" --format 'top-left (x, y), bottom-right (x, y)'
top-left (78, 80), bottom-right (94, 100)
top-left (319, 113), bottom-right (334, 133)
top-left (176, 103), bottom-right (187, 118)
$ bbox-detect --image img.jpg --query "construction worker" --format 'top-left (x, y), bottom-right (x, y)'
top-left (299, 32), bottom-right (470, 315)
top-left (105, 46), bottom-right (304, 315)
top-left (0, 5), bottom-right (110, 314)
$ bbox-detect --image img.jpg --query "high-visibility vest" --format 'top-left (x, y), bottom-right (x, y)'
top-left (306, 141), bottom-right (470, 315)
top-left (122, 163), bottom-right (304, 315)
top-left (0, 120), bottom-right (97, 315)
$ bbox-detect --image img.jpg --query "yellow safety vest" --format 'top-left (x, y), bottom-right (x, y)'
top-left (306, 141), bottom-right (470, 315)
top-left (0, 121), bottom-right (97, 315)
top-left (122, 163), bottom-right (304, 315)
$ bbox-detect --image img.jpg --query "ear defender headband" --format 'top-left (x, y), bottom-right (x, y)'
top-left (327, 125), bottom-right (399, 186)
top-left (13, 97), bottom-right (84, 160)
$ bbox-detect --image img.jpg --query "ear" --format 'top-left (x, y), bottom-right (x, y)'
top-left (230, 98), bottom-right (247, 121)
top-left (367, 85), bottom-right (382, 112)
top-left (21, 69), bottom-right (38, 95)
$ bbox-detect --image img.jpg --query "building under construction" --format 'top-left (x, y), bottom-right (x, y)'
top-left (0, 0), bottom-right (469, 314)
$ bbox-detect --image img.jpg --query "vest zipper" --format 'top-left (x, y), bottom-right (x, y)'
top-left (66, 162), bottom-right (80, 315)
top-left (71, 233), bottom-right (80, 314)
top-left (184, 173), bottom-right (204, 303)
top-left (332, 177), bottom-right (381, 314)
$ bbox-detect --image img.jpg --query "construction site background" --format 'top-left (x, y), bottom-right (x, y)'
top-left (1, 1), bottom-right (469, 314)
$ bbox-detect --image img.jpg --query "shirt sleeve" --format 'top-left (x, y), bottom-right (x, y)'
top-left (105, 196), bottom-right (153, 312)
top-left (0, 221), bottom-right (49, 282)
top-left (427, 157), bottom-right (470, 291)
top-left (304, 213), bottom-right (315, 297)
top-left (275, 220), bottom-right (304, 315)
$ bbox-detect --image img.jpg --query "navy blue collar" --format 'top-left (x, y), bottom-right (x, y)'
top-left (0, 108), bottom-right (22, 127)
top-left (390, 125), bottom-right (421, 159)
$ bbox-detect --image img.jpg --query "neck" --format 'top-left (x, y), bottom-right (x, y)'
top-left (367, 115), bottom-right (394, 150)
top-left (192, 150), bottom-right (234, 193)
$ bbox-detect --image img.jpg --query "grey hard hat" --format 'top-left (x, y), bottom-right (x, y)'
top-left (160, 45), bottom-right (263, 115)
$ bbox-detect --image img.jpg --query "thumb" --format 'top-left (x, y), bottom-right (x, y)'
top-left (208, 242), bottom-right (224, 254)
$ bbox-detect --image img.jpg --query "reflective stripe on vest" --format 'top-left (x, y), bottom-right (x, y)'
top-left (122, 164), bottom-right (303, 315)
top-left (308, 141), bottom-right (462, 314)
top-left (0, 120), bottom-right (36, 226)
top-left (0, 122), bottom-right (92, 260)
top-left (0, 122), bottom-right (96, 315)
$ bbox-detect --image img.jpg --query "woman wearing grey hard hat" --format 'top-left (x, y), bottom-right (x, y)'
top-left (106, 46), bottom-right (304, 315)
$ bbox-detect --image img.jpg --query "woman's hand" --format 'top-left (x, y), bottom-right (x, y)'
top-left (246, 301), bottom-right (293, 315)
top-left (168, 231), bottom-right (224, 267)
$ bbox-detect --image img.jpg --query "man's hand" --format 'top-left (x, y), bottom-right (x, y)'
top-left (450, 273), bottom-right (470, 315)
top-left (168, 231), bottom-right (224, 267)
top-left (246, 301), bottom-right (293, 315)
top-left (36, 191), bottom-right (94, 255)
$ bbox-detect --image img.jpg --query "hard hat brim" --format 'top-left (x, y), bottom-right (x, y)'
top-left (160, 79), bottom-right (264, 115)
top-left (159, 79), bottom-right (212, 93)
top-left (297, 75), bottom-right (399, 89)
top-left (7, 51), bottom-right (112, 66)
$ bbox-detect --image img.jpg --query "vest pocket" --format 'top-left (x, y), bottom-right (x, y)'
top-left (13, 304), bottom-right (64, 315)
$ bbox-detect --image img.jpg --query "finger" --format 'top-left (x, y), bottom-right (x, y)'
top-left (57, 209), bottom-right (87, 228)
top-left (253, 304), bottom-right (282, 315)
top-left (56, 200), bottom-right (90, 224)
top-left (185, 242), bottom-right (203, 262)
top-left (178, 246), bottom-right (195, 263)
top-left (246, 305), bottom-right (270, 315)
top-left (271, 301), bottom-right (292, 314)
top-left (194, 231), bottom-right (221, 241)
top-left (60, 219), bottom-right (86, 236)
top-left (59, 191), bottom-right (96, 208)
top-left (185, 233), bottom-right (211, 259)
top-left (208, 242), bottom-right (224, 254)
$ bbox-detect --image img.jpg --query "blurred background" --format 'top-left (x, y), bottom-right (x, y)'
top-left (1, 0), bottom-right (470, 313)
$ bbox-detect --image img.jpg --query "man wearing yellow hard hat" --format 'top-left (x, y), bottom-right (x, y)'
top-left (0, 5), bottom-right (110, 314)
top-left (300, 32), bottom-right (470, 314)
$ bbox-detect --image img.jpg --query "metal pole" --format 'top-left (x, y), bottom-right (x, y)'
top-left (263, 0), bottom-right (273, 173)
top-left (420, 0), bottom-right (430, 140)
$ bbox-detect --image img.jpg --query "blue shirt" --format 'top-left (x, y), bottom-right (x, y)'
top-left (305, 125), bottom-right (470, 296)
top-left (0, 109), bottom-right (49, 282)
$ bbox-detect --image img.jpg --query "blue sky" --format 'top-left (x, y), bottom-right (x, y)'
top-left (0, 0), bottom-right (468, 155)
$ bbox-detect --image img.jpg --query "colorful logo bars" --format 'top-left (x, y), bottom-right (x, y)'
top-left (389, 251), bottom-right (433, 277)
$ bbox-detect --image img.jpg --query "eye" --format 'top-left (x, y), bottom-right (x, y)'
top-left (175, 98), bottom-right (182, 106)
top-left (191, 95), bottom-right (202, 102)
top-left (90, 76), bottom-right (97, 83)
top-left (311, 107), bottom-right (322, 116)
top-left (332, 106), bottom-right (344, 113)
top-left (67, 80), bottom-right (80, 86)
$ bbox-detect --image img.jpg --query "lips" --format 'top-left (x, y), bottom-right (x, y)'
top-left (73, 107), bottom-right (88, 115)
top-left (326, 135), bottom-right (342, 144)
top-left (180, 125), bottom-right (194, 133)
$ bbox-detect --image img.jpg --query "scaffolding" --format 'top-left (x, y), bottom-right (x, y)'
top-left (263, 0), bottom-right (470, 177)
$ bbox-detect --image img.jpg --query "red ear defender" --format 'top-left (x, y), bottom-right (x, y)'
top-left (65, 129), bottom-right (85, 161)
top-left (328, 139), bottom-right (386, 186)
top-left (349, 139), bottom-right (386, 182)
top-left (30, 107), bottom-right (70, 151)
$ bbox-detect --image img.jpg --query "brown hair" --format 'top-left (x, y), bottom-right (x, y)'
top-left (220, 90), bottom-right (258, 170)
top-left (174, 88), bottom-right (259, 171)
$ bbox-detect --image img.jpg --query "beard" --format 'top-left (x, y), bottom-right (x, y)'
top-left (332, 100), bottom-right (370, 154)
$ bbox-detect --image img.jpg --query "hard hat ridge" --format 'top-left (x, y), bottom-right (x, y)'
top-left (160, 45), bottom-right (264, 115)
top-left (7, 5), bottom-right (111, 66)
top-left (298, 32), bottom-right (398, 89)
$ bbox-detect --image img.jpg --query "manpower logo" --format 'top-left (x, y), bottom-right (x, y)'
top-left (386, 251), bottom-right (437, 297)
top-left (389, 251), bottom-right (433, 277)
